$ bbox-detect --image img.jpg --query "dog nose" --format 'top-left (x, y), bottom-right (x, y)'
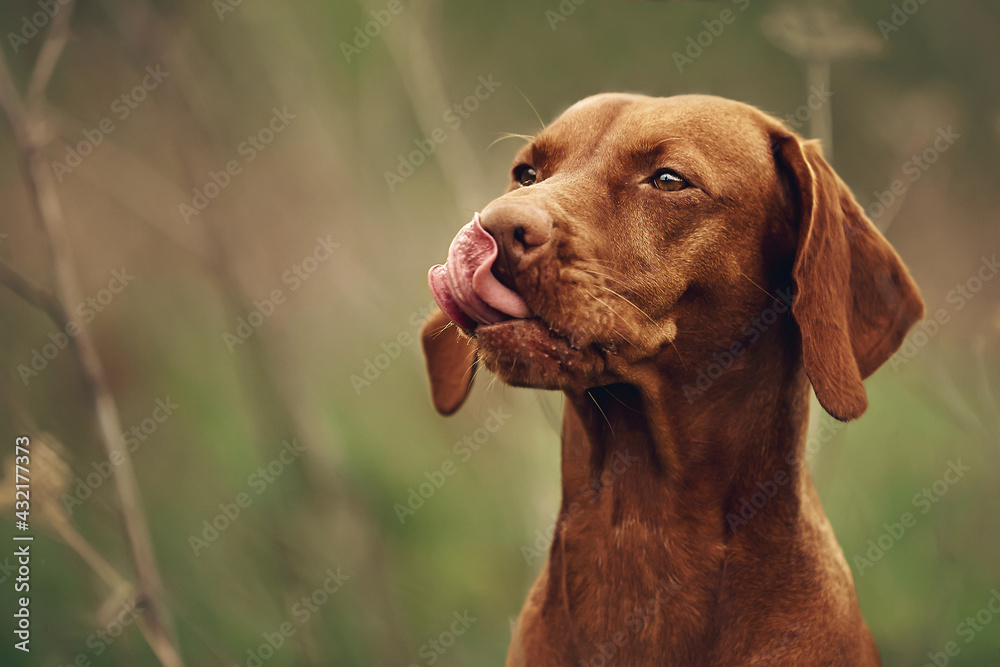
top-left (479, 202), bottom-right (553, 290)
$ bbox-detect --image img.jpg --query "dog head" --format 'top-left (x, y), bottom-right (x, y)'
top-left (422, 94), bottom-right (922, 421)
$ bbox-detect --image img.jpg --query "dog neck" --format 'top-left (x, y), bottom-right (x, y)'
top-left (561, 315), bottom-right (813, 532)
top-left (549, 322), bottom-right (820, 658)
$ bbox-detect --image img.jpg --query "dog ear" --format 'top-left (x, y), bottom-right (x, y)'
top-left (773, 134), bottom-right (923, 422)
top-left (420, 308), bottom-right (478, 416)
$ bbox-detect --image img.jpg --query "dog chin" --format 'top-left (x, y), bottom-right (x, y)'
top-left (475, 319), bottom-right (606, 390)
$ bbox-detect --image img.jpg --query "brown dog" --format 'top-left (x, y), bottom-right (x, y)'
top-left (420, 94), bottom-right (922, 666)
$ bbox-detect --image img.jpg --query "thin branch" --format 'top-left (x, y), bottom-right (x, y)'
top-left (94, 2), bottom-right (411, 659)
top-left (3, 355), bottom-right (170, 665)
top-left (0, 256), bottom-right (66, 327)
top-left (381, 0), bottom-right (490, 204)
top-left (47, 509), bottom-right (131, 592)
top-left (27, 0), bottom-right (76, 109)
top-left (0, 15), bottom-right (185, 667)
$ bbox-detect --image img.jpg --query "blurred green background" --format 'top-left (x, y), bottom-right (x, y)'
top-left (0, 0), bottom-right (998, 665)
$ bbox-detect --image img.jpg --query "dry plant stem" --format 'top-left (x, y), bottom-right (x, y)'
top-left (1, 385), bottom-right (131, 594)
top-left (100, 4), bottom-right (411, 658)
top-left (98, 0), bottom-right (303, 453)
top-left (26, 0), bottom-right (75, 110)
top-left (0, 383), bottom-right (146, 643)
top-left (380, 0), bottom-right (490, 203)
top-left (92, 2), bottom-right (376, 660)
top-left (0, 17), bottom-right (184, 667)
top-left (48, 509), bottom-right (132, 592)
top-left (0, 257), bottom-right (65, 326)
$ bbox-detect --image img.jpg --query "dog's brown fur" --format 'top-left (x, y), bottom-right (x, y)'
top-left (421, 94), bottom-right (923, 665)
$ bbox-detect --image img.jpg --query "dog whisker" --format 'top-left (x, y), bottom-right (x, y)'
top-left (516, 86), bottom-right (546, 131)
top-left (593, 284), bottom-right (656, 324)
top-left (739, 272), bottom-right (782, 306)
top-left (469, 361), bottom-right (488, 385)
top-left (586, 389), bottom-right (616, 442)
top-left (485, 372), bottom-right (500, 396)
top-left (667, 337), bottom-right (687, 371)
top-left (612, 328), bottom-right (631, 344)
top-left (488, 132), bottom-right (536, 151)
top-left (429, 321), bottom-right (454, 339)
top-left (598, 385), bottom-right (646, 415)
top-left (588, 293), bottom-right (637, 347)
top-left (579, 267), bottom-right (629, 288)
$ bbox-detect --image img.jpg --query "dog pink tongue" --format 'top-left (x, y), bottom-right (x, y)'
top-left (428, 214), bottom-right (530, 329)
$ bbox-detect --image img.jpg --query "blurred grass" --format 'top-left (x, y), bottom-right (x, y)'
top-left (0, 0), bottom-right (998, 665)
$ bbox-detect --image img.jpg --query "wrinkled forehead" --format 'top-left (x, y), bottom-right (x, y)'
top-left (526, 94), bottom-right (778, 193)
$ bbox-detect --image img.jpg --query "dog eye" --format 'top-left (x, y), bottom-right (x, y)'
top-left (513, 164), bottom-right (537, 187)
top-left (650, 169), bottom-right (688, 192)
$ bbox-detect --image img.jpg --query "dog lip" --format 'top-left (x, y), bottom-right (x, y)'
top-left (477, 317), bottom-right (585, 351)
